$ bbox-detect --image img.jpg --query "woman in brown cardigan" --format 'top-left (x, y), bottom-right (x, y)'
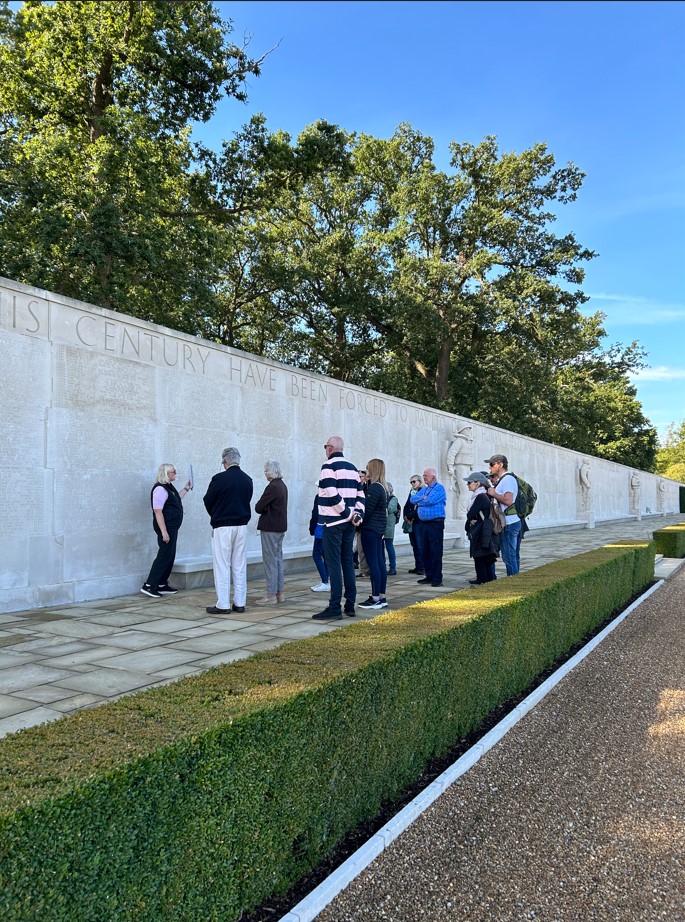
top-left (254, 460), bottom-right (288, 605)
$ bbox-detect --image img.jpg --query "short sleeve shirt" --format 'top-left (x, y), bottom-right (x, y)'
top-left (152, 486), bottom-right (169, 511)
top-left (497, 472), bottom-right (518, 514)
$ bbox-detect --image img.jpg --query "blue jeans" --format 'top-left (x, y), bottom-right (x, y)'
top-left (361, 530), bottom-right (387, 598)
top-left (384, 537), bottom-right (396, 572)
top-left (312, 537), bottom-right (328, 583)
top-left (322, 522), bottom-right (356, 613)
top-left (500, 517), bottom-right (522, 575)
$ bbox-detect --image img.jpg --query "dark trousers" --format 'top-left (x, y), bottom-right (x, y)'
top-left (322, 521), bottom-right (356, 613)
top-left (409, 523), bottom-right (424, 571)
top-left (420, 518), bottom-right (444, 585)
top-left (146, 524), bottom-right (179, 589)
top-left (361, 530), bottom-right (387, 598)
top-left (474, 555), bottom-right (497, 584)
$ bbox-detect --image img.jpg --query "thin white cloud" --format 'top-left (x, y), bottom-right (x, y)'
top-left (583, 293), bottom-right (685, 324)
top-left (630, 365), bottom-right (685, 381)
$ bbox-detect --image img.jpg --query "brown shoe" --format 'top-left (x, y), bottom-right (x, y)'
top-left (206, 605), bottom-right (229, 614)
top-left (276, 591), bottom-right (286, 603)
top-left (254, 596), bottom-right (277, 607)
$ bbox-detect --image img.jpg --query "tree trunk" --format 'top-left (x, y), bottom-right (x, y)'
top-left (89, 52), bottom-right (114, 143)
top-left (434, 334), bottom-right (454, 403)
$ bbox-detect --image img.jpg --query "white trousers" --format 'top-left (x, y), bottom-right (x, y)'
top-left (211, 525), bottom-right (248, 608)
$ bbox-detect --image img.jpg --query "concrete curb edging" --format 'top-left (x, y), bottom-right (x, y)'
top-left (278, 579), bottom-right (665, 922)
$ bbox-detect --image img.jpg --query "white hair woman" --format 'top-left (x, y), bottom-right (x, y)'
top-left (254, 460), bottom-right (288, 605)
top-left (142, 463), bottom-right (192, 598)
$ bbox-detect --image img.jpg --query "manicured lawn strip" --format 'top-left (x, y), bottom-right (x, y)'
top-left (0, 540), bottom-right (653, 921)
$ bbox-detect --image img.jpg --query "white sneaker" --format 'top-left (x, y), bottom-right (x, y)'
top-left (311, 582), bottom-right (331, 592)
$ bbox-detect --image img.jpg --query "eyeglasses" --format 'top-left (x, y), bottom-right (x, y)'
top-left (324, 443), bottom-right (333, 450)
top-left (410, 479), bottom-right (419, 484)
top-left (169, 469), bottom-right (176, 474)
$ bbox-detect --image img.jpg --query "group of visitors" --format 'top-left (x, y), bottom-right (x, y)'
top-left (141, 441), bottom-right (525, 616)
top-left (142, 447), bottom-right (285, 614)
top-left (463, 454), bottom-right (524, 583)
top-left (306, 437), bottom-right (456, 620)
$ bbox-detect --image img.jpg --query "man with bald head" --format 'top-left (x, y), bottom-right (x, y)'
top-left (410, 467), bottom-right (447, 588)
top-left (313, 435), bottom-right (365, 621)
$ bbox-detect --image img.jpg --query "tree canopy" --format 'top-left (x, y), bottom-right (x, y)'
top-left (0, 1), bottom-right (658, 470)
top-left (656, 421), bottom-right (685, 482)
top-left (0, 0), bottom-right (263, 323)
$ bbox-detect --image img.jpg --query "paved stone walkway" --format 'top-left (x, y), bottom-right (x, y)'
top-left (1, 515), bottom-right (682, 739)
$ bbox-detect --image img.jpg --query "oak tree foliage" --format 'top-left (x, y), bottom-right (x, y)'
top-left (0, 1), bottom-right (657, 468)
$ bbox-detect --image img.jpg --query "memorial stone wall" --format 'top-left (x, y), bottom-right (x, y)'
top-left (1, 277), bottom-right (681, 613)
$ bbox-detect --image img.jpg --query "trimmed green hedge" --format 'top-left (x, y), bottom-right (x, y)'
top-left (0, 540), bottom-right (653, 921)
top-left (653, 523), bottom-right (685, 558)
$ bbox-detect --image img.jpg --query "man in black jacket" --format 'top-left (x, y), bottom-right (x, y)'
top-left (203, 447), bottom-right (253, 614)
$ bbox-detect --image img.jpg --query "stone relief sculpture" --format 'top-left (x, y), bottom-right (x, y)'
top-left (578, 457), bottom-right (592, 512)
top-left (630, 471), bottom-right (641, 515)
top-left (445, 424), bottom-right (474, 519)
top-left (657, 478), bottom-right (667, 513)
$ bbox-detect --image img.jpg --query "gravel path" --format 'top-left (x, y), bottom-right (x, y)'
top-left (317, 565), bottom-right (685, 922)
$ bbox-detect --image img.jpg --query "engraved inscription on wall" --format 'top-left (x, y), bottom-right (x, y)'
top-left (1, 281), bottom-right (464, 434)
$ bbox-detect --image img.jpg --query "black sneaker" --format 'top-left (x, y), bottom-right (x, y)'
top-left (408, 568), bottom-right (425, 575)
top-left (431, 581), bottom-right (443, 587)
top-left (158, 584), bottom-right (178, 594)
top-left (417, 577), bottom-right (431, 584)
top-left (377, 598), bottom-right (389, 608)
top-left (359, 597), bottom-right (383, 610)
top-left (141, 586), bottom-right (163, 598)
top-left (312, 608), bottom-right (343, 621)
top-left (468, 579), bottom-right (481, 585)
top-left (344, 604), bottom-right (356, 617)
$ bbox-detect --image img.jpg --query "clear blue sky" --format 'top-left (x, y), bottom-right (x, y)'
top-left (191, 0), bottom-right (684, 441)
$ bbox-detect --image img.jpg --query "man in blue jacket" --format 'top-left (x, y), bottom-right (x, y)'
top-left (411, 467), bottom-right (447, 588)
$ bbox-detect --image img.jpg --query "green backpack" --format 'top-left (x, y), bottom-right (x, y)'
top-left (508, 472), bottom-right (538, 519)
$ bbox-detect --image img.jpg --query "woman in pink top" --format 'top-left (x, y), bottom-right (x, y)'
top-left (142, 463), bottom-right (192, 599)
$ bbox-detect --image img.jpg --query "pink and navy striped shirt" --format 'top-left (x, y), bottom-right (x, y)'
top-left (317, 452), bottom-right (365, 526)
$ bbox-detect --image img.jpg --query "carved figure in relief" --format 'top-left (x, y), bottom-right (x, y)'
top-left (142, 463), bottom-right (193, 599)
top-left (630, 471), bottom-right (641, 513)
top-left (579, 457), bottom-right (592, 512)
top-left (657, 478), bottom-right (667, 512)
top-left (446, 425), bottom-right (474, 518)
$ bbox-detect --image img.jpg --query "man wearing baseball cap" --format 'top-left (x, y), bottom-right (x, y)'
top-left (484, 454), bottom-right (521, 575)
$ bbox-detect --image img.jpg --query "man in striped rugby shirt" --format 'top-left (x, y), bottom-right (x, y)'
top-left (313, 435), bottom-right (365, 621)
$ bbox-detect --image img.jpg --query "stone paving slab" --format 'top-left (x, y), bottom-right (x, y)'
top-left (0, 515), bottom-right (682, 740)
